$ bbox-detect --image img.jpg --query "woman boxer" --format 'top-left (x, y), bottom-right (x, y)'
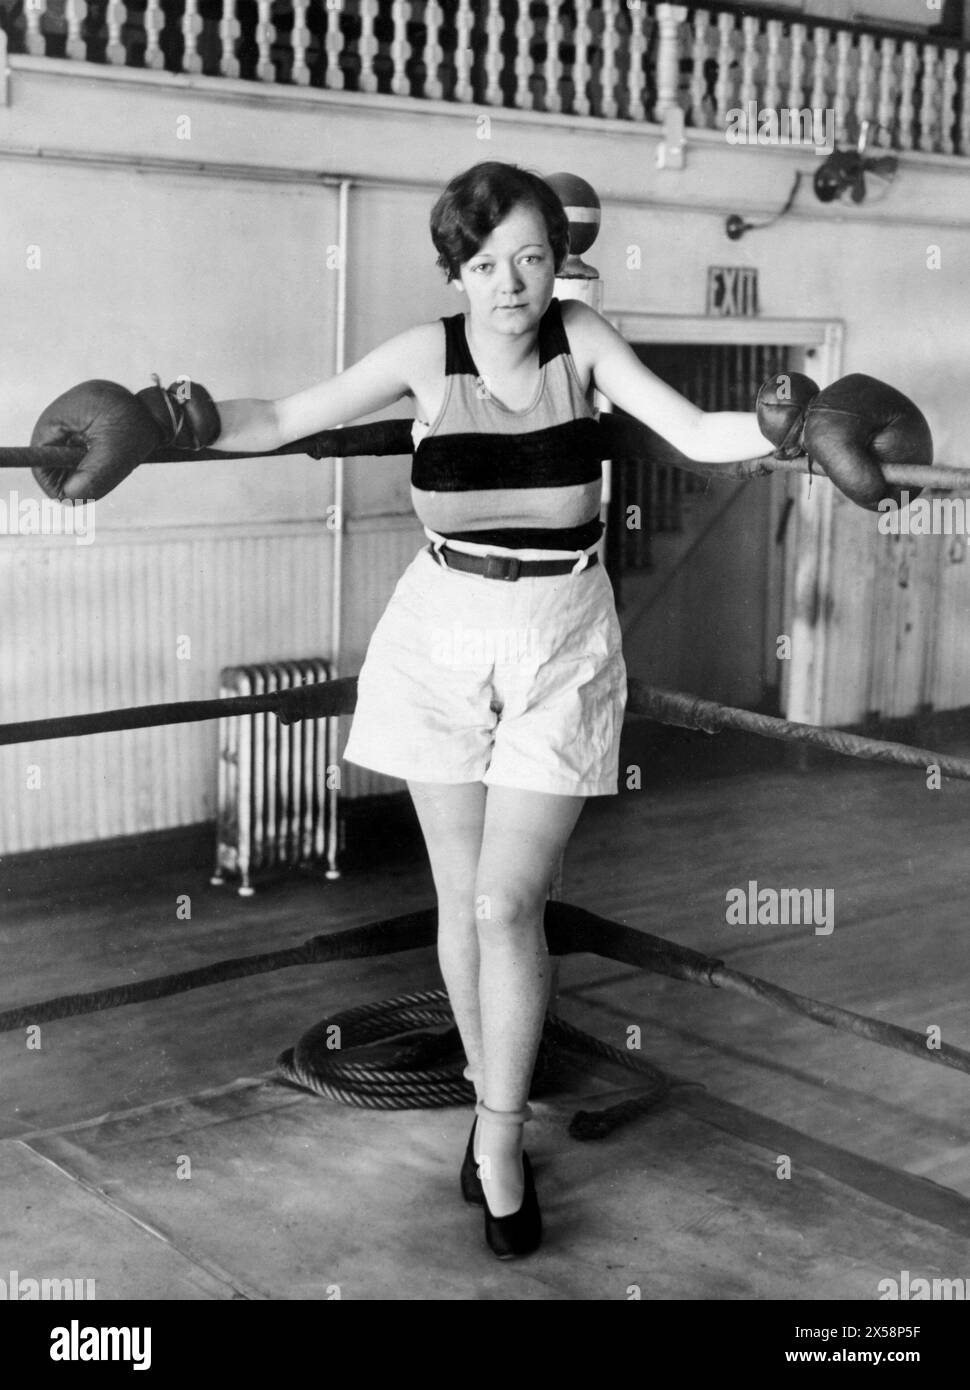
top-left (24, 157), bottom-right (933, 1260)
top-left (211, 161), bottom-right (779, 1259)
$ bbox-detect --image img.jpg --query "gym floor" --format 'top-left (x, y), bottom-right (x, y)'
top-left (3, 723), bottom-right (969, 1299)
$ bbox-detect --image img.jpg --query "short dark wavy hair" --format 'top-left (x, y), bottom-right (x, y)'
top-left (429, 162), bottom-right (570, 283)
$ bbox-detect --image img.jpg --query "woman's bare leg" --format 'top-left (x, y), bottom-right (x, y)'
top-left (407, 781), bottom-right (488, 1096)
top-left (474, 786), bottom-right (586, 1215)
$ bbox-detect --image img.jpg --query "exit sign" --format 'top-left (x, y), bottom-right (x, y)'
top-left (707, 266), bottom-right (759, 316)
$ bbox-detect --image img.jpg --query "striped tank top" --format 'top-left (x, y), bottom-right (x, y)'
top-left (410, 297), bottom-right (603, 552)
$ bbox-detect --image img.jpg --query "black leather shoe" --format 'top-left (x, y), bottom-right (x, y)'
top-left (483, 1152), bottom-right (542, 1259)
top-left (460, 1117), bottom-right (485, 1206)
top-left (461, 1118), bottom-right (534, 1211)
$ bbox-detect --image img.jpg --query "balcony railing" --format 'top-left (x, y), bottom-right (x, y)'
top-left (1, 1), bottom-right (967, 155)
top-left (680, 3), bottom-right (969, 155)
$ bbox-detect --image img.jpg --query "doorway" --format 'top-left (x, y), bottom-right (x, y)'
top-left (601, 315), bottom-right (842, 713)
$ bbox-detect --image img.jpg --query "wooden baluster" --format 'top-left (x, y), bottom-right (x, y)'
top-left (424, 0), bottom-right (444, 100)
top-left (393, 0), bottom-right (413, 96)
top-left (763, 17), bottom-right (782, 114)
top-left (918, 43), bottom-right (939, 153)
top-left (939, 46), bottom-right (958, 155)
top-left (738, 14), bottom-right (758, 111)
top-left (714, 12), bottom-right (736, 126)
top-left (454, 0), bottom-right (473, 102)
top-left (182, 0), bottom-right (203, 74)
top-left (960, 60), bottom-right (970, 157)
top-left (854, 31), bottom-right (875, 132)
top-left (25, 0), bottom-right (48, 56)
top-left (810, 23), bottom-right (829, 115)
top-left (65, 0), bottom-right (87, 60)
top-left (324, 0), bottom-right (346, 90)
top-left (291, 0), bottom-right (311, 85)
top-left (833, 28), bottom-right (852, 144)
top-left (625, 0), bottom-right (648, 122)
top-left (484, 0), bottom-right (503, 105)
top-left (105, 0), bottom-right (126, 64)
top-left (31, 1), bottom-right (56, 59)
top-left (689, 8), bottom-right (711, 129)
top-left (787, 22), bottom-right (806, 112)
top-left (586, 2), bottom-right (602, 116)
top-left (600, 0), bottom-right (619, 119)
top-left (359, 0), bottom-right (379, 94)
top-left (255, 0), bottom-right (276, 82)
top-left (654, 2), bottom-right (687, 121)
top-left (876, 35), bottom-right (897, 143)
top-left (144, 0), bottom-right (164, 69)
top-left (544, 0), bottom-right (563, 114)
top-left (573, 0), bottom-right (592, 116)
top-left (514, 0), bottom-right (533, 110)
top-left (219, 0), bottom-right (241, 78)
top-left (897, 39), bottom-right (917, 151)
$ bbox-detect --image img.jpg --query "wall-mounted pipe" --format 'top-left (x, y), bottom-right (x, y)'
top-left (325, 177), bottom-right (351, 880)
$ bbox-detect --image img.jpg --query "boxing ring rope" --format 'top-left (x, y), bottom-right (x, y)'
top-left (0, 678), bottom-right (359, 747)
top-left (4, 415), bottom-right (970, 491)
top-left (3, 898), bottom-right (967, 1075)
top-left (6, 676), bottom-right (970, 782)
top-left (4, 674), bottom-right (970, 1138)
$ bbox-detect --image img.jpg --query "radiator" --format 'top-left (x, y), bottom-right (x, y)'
top-left (211, 659), bottom-right (341, 896)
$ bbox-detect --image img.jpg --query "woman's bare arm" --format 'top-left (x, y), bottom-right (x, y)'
top-left (576, 304), bottom-right (776, 463)
top-left (214, 323), bottom-right (434, 453)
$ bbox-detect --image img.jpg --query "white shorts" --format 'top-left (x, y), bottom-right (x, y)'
top-left (343, 544), bottom-right (627, 797)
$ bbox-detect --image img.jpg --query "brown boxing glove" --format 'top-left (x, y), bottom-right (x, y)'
top-left (31, 376), bottom-right (221, 503)
top-left (801, 374), bottom-right (933, 511)
top-left (755, 371), bottom-right (820, 460)
top-left (135, 375), bottom-right (222, 453)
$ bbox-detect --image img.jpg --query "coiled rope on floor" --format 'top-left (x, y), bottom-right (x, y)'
top-left (274, 986), bottom-right (674, 1139)
top-left (276, 990), bottom-right (473, 1110)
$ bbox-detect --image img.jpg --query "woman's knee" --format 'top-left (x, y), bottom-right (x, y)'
top-left (435, 881), bottom-right (479, 929)
top-left (473, 882), bottom-right (547, 934)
